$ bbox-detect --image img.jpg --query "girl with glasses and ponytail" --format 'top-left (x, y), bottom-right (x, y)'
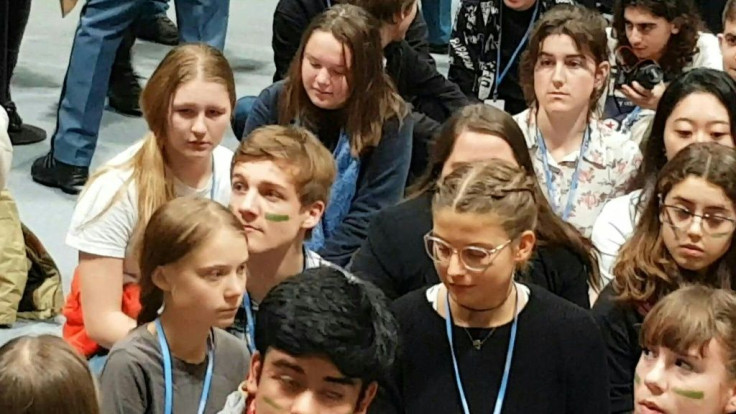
top-left (99, 198), bottom-right (250, 414)
top-left (371, 159), bottom-right (608, 414)
top-left (593, 142), bottom-right (736, 414)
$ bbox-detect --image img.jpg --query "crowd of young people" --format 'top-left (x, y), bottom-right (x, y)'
top-left (4, 0), bottom-right (736, 413)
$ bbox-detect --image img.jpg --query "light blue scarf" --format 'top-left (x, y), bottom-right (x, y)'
top-left (306, 129), bottom-right (361, 251)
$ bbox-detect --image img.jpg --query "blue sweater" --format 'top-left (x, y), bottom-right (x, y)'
top-left (243, 81), bottom-right (414, 266)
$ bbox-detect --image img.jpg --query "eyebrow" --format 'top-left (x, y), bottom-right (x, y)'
top-left (672, 118), bottom-right (730, 125)
top-left (538, 52), bottom-right (585, 59)
top-left (624, 19), bottom-right (656, 27)
top-left (273, 359), bottom-right (306, 374)
top-left (231, 173), bottom-right (288, 190)
top-left (671, 196), bottom-right (729, 212)
top-left (272, 359), bottom-right (358, 386)
top-left (304, 53), bottom-right (346, 69)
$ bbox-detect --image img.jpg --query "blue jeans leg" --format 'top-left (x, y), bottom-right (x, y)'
top-left (51, 0), bottom-right (144, 167)
top-left (174, 0), bottom-right (230, 51)
top-left (232, 96), bottom-right (257, 140)
top-left (421, 0), bottom-right (451, 45)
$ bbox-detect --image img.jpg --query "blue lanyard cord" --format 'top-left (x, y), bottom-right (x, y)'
top-left (243, 293), bottom-right (256, 354)
top-left (536, 126), bottom-right (591, 221)
top-left (210, 154), bottom-right (217, 201)
top-left (155, 319), bottom-right (215, 414)
top-left (445, 285), bottom-right (519, 414)
top-left (493, 1), bottom-right (540, 100)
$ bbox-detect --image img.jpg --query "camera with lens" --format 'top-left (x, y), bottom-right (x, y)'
top-left (614, 59), bottom-right (664, 90)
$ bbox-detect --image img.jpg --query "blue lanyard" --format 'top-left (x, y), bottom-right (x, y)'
top-left (621, 106), bottom-right (642, 132)
top-left (155, 318), bottom-right (215, 414)
top-left (243, 293), bottom-right (256, 354)
top-left (209, 154), bottom-right (217, 201)
top-left (536, 126), bottom-right (591, 221)
top-left (493, 1), bottom-right (540, 100)
top-left (445, 286), bottom-right (519, 414)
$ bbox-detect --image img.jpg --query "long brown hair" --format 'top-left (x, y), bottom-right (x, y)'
top-left (614, 143), bottom-right (736, 307)
top-left (0, 335), bottom-right (99, 414)
top-left (612, 0), bottom-right (702, 79)
top-left (412, 104), bottom-right (601, 290)
top-left (519, 4), bottom-right (610, 114)
top-left (137, 197), bottom-right (246, 325)
top-left (641, 285), bottom-right (736, 378)
top-left (279, 4), bottom-right (407, 157)
top-left (81, 43), bottom-right (236, 254)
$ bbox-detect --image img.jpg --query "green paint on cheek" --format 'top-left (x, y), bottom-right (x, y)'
top-left (265, 213), bottom-right (290, 222)
top-left (262, 396), bottom-right (286, 411)
top-left (673, 388), bottom-right (705, 400)
top-left (634, 374), bottom-right (641, 385)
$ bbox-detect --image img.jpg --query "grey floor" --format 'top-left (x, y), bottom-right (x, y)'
top-left (1, 0), bottom-right (451, 344)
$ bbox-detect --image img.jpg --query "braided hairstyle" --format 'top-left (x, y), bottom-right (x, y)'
top-left (432, 159), bottom-right (538, 272)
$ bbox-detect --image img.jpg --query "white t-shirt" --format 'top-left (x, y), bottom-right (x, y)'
top-left (66, 141), bottom-right (233, 276)
top-left (590, 190), bottom-right (643, 286)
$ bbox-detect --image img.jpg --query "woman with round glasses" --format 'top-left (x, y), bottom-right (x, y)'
top-left (372, 159), bottom-right (609, 414)
top-left (593, 142), bottom-right (736, 414)
top-left (592, 68), bottom-right (736, 285)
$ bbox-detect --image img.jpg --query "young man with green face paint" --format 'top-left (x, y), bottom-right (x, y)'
top-left (634, 286), bottom-right (736, 414)
top-left (218, 267), bottom-right (398, 414)
top-left (227, 125), bottom-right (337, 346)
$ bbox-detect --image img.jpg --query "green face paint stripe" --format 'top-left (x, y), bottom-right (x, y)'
top-left (634, 374), bottom-right (641, 385)
top-left (673, 388), bottom-right (705, 400)
top-left (265, 213), bottom-right (290, 222)
top-left (262, 396), bottom-right (286, 411)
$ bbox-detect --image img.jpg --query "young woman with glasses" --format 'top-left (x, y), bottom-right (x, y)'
top-left (592, 68), bottom-right (736, 285)
top-left (593, 142), bottom-right (736, 414)
top-left (371, 159), bottom-right (608, 414)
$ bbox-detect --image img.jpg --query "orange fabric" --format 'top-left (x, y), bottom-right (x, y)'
top-left (62, 268), bottom-right (141, 358)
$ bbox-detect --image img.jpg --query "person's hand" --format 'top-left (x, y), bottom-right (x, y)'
top-left (620, 81), bottom-right (666, 110)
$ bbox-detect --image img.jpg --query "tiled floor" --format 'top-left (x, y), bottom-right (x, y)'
top-left (1, 0), bottom-right (452, 344)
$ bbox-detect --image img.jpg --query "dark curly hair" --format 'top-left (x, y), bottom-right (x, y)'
top-left (255, 266), bottom-right (398, 383)
top-left (612, 0), bottom-right (703, 79)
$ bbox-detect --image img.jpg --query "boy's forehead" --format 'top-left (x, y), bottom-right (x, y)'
top-left (264, 349), bottom-right (358, 384)
top-left (232, 159), bottom-right (300, 188)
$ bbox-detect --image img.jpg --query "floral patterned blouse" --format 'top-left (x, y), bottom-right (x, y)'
top-left (514, 109), bottom-right (642, 237)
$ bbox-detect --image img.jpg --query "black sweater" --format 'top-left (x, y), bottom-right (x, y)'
top-left (350, 193), bottom-right (591, 308)
top-left (370, 283), bottom-right (609, 414)
top-left (592, 284), bottom-right (644, 414)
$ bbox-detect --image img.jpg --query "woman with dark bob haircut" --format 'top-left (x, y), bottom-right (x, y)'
top-left (351, 104), bottom-right (600, 308)
top-left (592, 68), bottom-right (736, 285)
